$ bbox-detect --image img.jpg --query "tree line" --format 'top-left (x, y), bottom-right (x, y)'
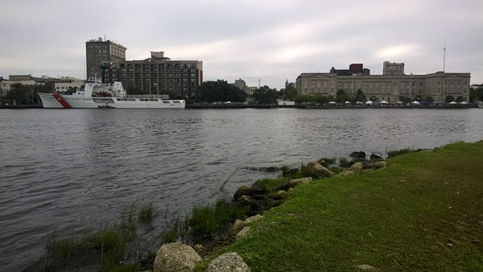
top-left (2, 81), bottom-right (483, 106)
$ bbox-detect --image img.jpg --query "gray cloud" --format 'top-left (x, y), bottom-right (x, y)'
top-left (1, 0), bottom-right (482, 89)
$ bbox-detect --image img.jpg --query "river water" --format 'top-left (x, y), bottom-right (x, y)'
top-left (1, 108), bottom-right (482, 271)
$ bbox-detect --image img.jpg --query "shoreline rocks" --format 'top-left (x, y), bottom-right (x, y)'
top-left (155, 153), bottom-right (390, 271)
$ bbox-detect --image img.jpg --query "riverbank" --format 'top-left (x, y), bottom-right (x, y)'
top-left (0, 104), bottom-right (475, 109)
top-left (186, 104), bottom-right (475, 109)
top-left (201, 141), bottom-right (483, 271)
top-left (28, 141), bottom-right (483, 271)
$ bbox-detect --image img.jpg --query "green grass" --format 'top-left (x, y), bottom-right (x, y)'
top-left (318, 157), bottom-right (337, 166)
top-left (185, 199), bottom-right (248, 241)
top-left (159, 198), bottom-right (250, 246)
top-left (387, 147), bottom-right (414, 158)
top-left (42, 201), bottom-right (152, 271)
top-left (202, 141), bottom-right (483, 271)
top-left (253, 178), bottom-right (288, 193)
top-left (338, 157), bottom-right (349, 167)
top-left (138, 202), bottom-right (156, 223)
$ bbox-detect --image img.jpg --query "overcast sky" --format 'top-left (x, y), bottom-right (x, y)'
top-left (1, 0), bottom-right (482, 89)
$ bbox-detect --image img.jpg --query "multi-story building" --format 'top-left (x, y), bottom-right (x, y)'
top-left (234, 78), bottom-right (246, 90)
top-left (0, 75), bottom-right (37, 96)
top-left (296, 62), bottom-right (471, 103)
top-left (116, 51), bottom-right (203, 98)
top-left (85, 37), bottom-right (127, 80)
top-left (383, 61), bottom-right (405, 75)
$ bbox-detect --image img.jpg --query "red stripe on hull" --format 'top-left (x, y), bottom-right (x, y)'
top-left (52, 94), bottom-right (72, 108)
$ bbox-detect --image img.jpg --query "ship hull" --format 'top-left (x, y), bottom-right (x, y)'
top-left (38, 93), bottom-right (185, 109)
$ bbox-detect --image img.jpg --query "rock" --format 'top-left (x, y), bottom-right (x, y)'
top-left (250, 183), bottom-right (268, 195)
top-left (234, 185), bottom-right (251, 201)
top-left (354, 264), bottom-right (380, 271)
top-left (234, 184), bottom-right (268, 202)
top-left (284, 168), bottom-right (299, 177)
top-left (273, 190), bottom-right (289, 200)
top-left (288, 177), bottom-right (312, 188)
top-left (229, 219), bottom-right (246, 235)
top-left (366, 161), bottom-right (387, 170)
top-left (154, 242), bottom-right (202, 272)
top-left (206, 252), bottom-right (250, 272)
top-left (229, 215), bottom-right (262, 236)
top-left (237, 195), bottom-right (255, 207)
top-left (236, 226), bottom-right (250, 240)
top-left (370, 152), bottom-right (384, 160)
top-left (235, 195), bottom-right (264, 216)
top-left (244, 214), bottom-right (263, 224)
top-left (348, 162), bottom-right (363, 173)
top-left (350, 151), bottom-right (366, 158)
top-left (265, 166), bottom-right (279, 172)
top-left (318, 159), bottom-right (328, 167)
top-left (338, 170), bottom-right (354, 177)
top-left (192, 244), bottom-right (204, 253)
top-left (306, 161), bottom-right (334, 178)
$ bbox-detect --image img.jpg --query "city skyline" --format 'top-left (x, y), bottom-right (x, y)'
top-left (1, 0), bottom-right (482, 89)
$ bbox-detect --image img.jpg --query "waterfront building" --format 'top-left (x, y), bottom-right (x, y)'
top-left (116, 51), bottom-right (203, 98)
top-left (85, 37), bottom-right (127, 81)
top-left (296, 62), bottom-right (471, 103)
top-left (0, 75), bottom-right (38, 96)
top-left (54, 81), bottom-right (85, 93)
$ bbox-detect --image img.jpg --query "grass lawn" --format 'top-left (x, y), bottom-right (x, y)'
top-left (208, 141), bottom-right (483, 271)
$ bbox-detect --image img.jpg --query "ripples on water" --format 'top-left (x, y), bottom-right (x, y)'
top-left (1, 108), bottom-right (482, 271)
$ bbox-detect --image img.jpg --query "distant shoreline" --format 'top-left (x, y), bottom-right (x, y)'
top-left (0, 104), bottom-right (475, 109)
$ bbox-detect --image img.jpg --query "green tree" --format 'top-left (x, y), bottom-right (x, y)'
top-left (229, 87), bottom-right (248, 103)
top-left (424, 95), bottom-right (434, 104)
top-left (355, 89), bottom-right (366, 102)
top-left (399, 96), bottom-right (412, 104)
top-left (197, 80), bottom-right (247, 103)
top-left (445, 95), bottom-right (455, 103)
top-left (336, 90), bottom-right (346, 96)
top-left (35, 84), bottom-right (54, 93)
top-left (293, 95), bottom-right (310, 104)
top-left (455, 96), bottom-right (464, 103)
top-left (251, 85), bottom-right (279, 105)
top-left (284, 85), bottom-right (297, 100)
top-left (470, 86), bottom-right (483, 102)
top-left (5, 83), bottom-right (30, 105)
top-left (335, 89), bottom-right (350, 103)
top-left (312, 95), bottom-right (329, 105)
top-left (335, 94), bottom-right (350, 103)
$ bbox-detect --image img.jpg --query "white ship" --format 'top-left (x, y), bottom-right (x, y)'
top-left (38, 78), bottom-right (185, 109)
